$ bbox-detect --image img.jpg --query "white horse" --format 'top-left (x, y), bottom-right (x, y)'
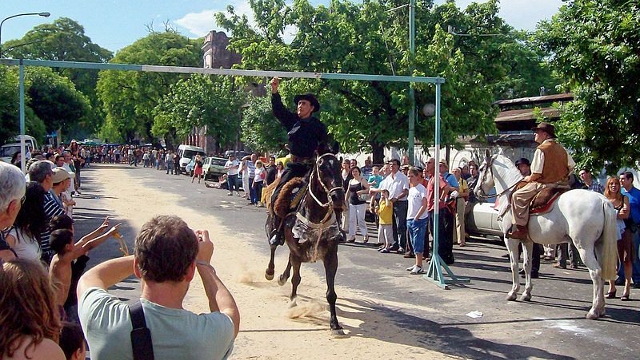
top-left (474, 150), bottom-right (618, 319)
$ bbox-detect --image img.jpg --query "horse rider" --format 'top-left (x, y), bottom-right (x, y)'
top-left (510, 122), bottom-right (575, 240)
top-left (268, 77), bottom-right (331, 245)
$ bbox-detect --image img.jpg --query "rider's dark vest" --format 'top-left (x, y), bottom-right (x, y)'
top-left (537, 140), bottom-right (569, 184)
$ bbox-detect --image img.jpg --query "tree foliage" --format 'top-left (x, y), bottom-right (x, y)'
top-left (97, 31), bottom-right (202, 143)
top-left (535, 0), bottom-right (640, 172)
top-left (240, 95), bottom-right (288, 153)
top-left (26, 67), bottom-right (91, 137)
top-left (216, 0), bottom-right (549, 163)
top-left (153, 74), bottom-right (246, 152)
top-left (4, 18), bottom-right (113, 138)
top-left (0, 67), bottom-right (20, 145)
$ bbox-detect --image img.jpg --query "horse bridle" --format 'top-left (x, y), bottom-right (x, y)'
top-left (476, 155), bottom-right (523, 201)
top-left (308, 153), bottom-right (343, 210)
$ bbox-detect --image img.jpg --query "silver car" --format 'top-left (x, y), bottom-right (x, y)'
top-left (465, 187), bottom-right (504, 238)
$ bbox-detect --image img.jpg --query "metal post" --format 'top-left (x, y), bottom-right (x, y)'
top-left (19, 59), bottom-right (26, 173)
top-left (424, 79), bottom-right (470, 288)
top-left (407, 0), bottom-right (416, 165)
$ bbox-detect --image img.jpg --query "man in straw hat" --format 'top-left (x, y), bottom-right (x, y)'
top-left (268, 77), bottom-right (333, 245)
top-left (510, 122), bottom-right (575, 240)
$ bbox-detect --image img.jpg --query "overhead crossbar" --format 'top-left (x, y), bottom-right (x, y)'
top-left (0, 58), bottom-right (444, 84)
top-left (1, 57), bottom-right (464, 290)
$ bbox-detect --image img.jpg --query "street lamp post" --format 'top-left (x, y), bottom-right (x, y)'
top-left (1, 11), bottom-right (50, 173)
top-left (0, 12), bottom-right (50, 58)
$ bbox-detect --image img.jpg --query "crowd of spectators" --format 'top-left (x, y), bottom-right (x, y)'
top-left (0, 141), bottom-right (239, 359)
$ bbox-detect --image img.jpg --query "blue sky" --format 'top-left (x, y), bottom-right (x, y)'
top-left (2, 1), bottom-right (564, 54)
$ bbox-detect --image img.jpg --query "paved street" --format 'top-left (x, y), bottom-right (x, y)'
top-left (74, 164), bottom-right (640, 360)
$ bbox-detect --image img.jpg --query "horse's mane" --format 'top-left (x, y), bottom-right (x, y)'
top-left (491, 154), bottom-right (523, 193)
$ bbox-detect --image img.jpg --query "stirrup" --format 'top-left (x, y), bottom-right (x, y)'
top-left (269, 229), bottom-right (284, 246)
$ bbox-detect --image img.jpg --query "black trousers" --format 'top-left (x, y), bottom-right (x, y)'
top-left (428, 208), bottom-right (454, 265)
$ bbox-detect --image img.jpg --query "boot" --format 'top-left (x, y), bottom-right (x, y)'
top-left (269, 217), bottom-right (284, 246)
top-left (510, 225), bottom-right (529, 240)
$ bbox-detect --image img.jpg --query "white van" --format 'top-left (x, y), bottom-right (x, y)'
top-left (176, 145), bottom-right (205, 174)
top-left (14, 135), bottom-right (38, 151)
top-left (0, 135), bottom-right (39, 163)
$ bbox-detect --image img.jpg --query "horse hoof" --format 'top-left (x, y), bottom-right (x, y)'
top-left (265, 271), bottom-right (274, 281)
top-left (289, 298), bottom-right (298, 308)
top-left (586, 310), bottom-right (599, 320)
top-left (519, 294), bottom-right (532, 302)
top-left (278, 276), bottom-right (287, 286)
top-left (331, 328), bottom-right (346, 336)
top-left (506, 293), bottom-right (517, 301)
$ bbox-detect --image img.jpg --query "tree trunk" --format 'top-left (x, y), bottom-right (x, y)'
top-left (371, 142), bottom-right (385, 165)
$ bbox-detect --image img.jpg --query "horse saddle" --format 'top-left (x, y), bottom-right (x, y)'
top-left (272, 177), bottom-right (307, 219)
top-left (530, 184), bottom-right (570, 215)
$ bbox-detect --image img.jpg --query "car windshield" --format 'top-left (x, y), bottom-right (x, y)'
top-left (212, 158), bottom-right (226, 166)
top-left (183, 150), bottom-right (204, 159)
top-left (0, 145), bottom-right (21, 157)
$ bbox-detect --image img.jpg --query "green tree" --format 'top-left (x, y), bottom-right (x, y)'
top-left (153, 74), bottom-right (246, 152)
top-left (218, 0), bottom-right (529, 162)
top-left (26, 67), bottom-right (91, 139)
top-left (0, 67), bottom-right (20, 145)
top-left (240, 95), bottom-right (288, 153)
top-left (97, 31), bottom-right (202, 143)
top-left (4, 18), bottom-right (113, 137)
top-left (535, 0), bottom-right (640, 172)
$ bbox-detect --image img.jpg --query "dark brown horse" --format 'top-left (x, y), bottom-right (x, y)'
top-left (265, 153), bottom-right (345, 334)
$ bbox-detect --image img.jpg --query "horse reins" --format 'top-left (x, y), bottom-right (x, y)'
top-left (476, 155), bottom-right (523, 201)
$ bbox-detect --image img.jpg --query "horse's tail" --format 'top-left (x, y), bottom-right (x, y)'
top-left (600, 199), bottom-right (618, 280)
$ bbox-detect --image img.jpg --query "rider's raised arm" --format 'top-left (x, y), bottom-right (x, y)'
top-left (271, 79), bottom-right (297, 129)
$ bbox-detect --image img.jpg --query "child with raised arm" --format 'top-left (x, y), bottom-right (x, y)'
top-left (49, 221), bottom-right (121, 321)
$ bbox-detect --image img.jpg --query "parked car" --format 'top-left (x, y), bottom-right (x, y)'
top-left (465, 187), bottom-right (504, 238)
top-left (202, 156), bottom-right (228, 181)
top-left (0, 143), bottom-right (21, 163)
top-left (185, 157), bottom-right (196, 176)
top-left (177, 145), bottom-right (205, 174)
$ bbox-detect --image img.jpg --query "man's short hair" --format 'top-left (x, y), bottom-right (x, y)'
top-left (388, 159), bottom-right (400, 167)
top-left (28, 160), bottom-right (54, 183)
top-left (50, 229), bottom-right (74, 255)
top-left (135, 215), bottom-right (198, 283)
top-left (0, 162), bottom-right (26, 212)
top-left (621, 171), bottom-right (634, 182)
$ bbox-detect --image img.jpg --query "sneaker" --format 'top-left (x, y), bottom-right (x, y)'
top-left (379, 248), bottom-right (390, 253)
top-left (397, 247), bottom-right (405, 254)
top-left (227, 192), bottom-right (233, 196)
top-left (406, 265), bottom-right (416, 272)
top-left (410, 266), bottom-right (425, 275)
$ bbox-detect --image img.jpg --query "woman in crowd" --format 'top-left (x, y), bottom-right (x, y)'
top-left (0, 259), bottom-right (65, 360)
top-left (276, 161), bottom-right (285, 179)
top-left (253, 160), bottom-right (266, 207)
top-left (603, 176), bottom-right (633, 300)
top-left (346, 166), bottom-right (370, 243)
top-left (4, 182), bottom-right (47, 262)
top-left (191, 155), bottom-right (204, 184)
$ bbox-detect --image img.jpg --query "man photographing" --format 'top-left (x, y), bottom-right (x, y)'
top-left (77, 215), bottom-right (239, 360)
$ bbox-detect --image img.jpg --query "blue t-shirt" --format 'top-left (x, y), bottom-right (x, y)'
top-left (368, 174), bottom-right (384, 188)
top-left (622, 186), bottom-right (640, 224)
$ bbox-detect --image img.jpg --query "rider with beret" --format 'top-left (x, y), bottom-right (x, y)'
top-left (268, 77), bottom-right (332, 245)
top-left (511, 122), bottom-right (575, 240)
